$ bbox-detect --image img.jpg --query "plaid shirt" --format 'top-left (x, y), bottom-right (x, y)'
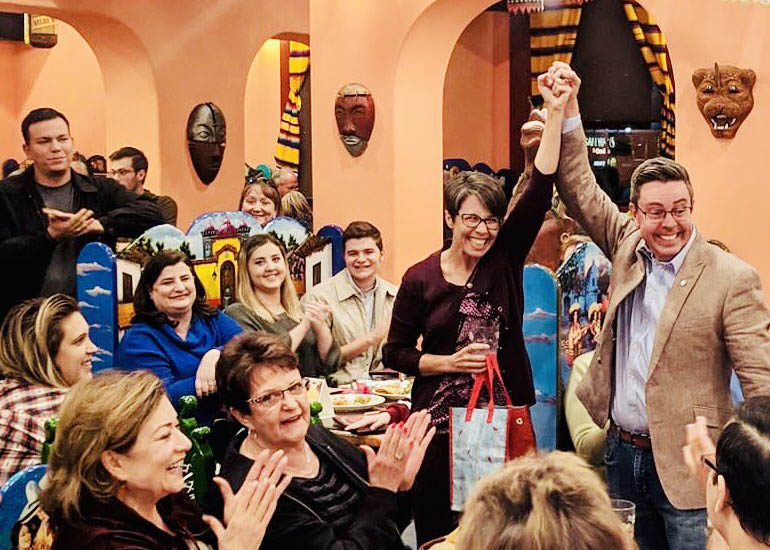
top-left (0, 377), bottom-right (66, 485)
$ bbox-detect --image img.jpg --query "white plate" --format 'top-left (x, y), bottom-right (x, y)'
top-left (332, 393), bottom-right (386, 412)
top-left (371, 380), bottom-right (413, 401)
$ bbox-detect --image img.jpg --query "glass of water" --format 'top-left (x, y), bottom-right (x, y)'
top-left (611, 498), bottom-right (636, 535)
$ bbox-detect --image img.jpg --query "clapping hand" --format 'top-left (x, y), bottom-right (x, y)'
top-left (360, 410), bottom-right (435, 493)
top-left (683, 416), bottom-right (717, 491)
top-left (43, 207), bottom-right (104, 240)
top-left (398, 410), bottom-right (435, 491)
top-left (304, 301), bottom-right (331, 330)
top-left (203, 449), bottom-right (292, 550)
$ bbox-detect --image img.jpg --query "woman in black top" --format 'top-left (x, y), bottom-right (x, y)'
top-left (382, 73), bottom-right (572, 545)
top-left (215, 331), bottom-right (435, 550)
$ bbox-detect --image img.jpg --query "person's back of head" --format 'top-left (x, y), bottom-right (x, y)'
top-left (457, 451), bottom-right (635, 550)
top-left (2, 158), bottom-right (20, 179)
top-left (713, 396), bottom-right (770, 546)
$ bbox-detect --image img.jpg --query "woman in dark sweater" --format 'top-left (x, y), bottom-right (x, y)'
top-left (382, 75), bottom-right (571, 545)
top-left (215, 331), bottom-right (435, 550)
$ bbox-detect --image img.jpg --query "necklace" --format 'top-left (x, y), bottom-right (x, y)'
top-left (248, 432), bottom-right (315, 477)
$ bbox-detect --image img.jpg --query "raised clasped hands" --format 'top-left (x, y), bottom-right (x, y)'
top-left (203, 449), bottom-right (292, 550)
top-left (361, 409), bottom-right (436, 493)
top-left (43, 207), bottom-right (104, 241)
top-left (537, 61), bottom-right (581, 117)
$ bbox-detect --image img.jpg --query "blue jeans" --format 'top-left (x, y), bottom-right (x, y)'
top-left (605, 431), bottom-right (706, 550)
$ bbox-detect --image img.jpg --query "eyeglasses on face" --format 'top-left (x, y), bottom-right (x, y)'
top-left (459, 213), bottom-right (501, 231)
top-left (109, 168), bottom-right (135, 177)
top-left (636, 205), bottom-right (692, 222)
top-left (246, 379), bottom-right (307, 409)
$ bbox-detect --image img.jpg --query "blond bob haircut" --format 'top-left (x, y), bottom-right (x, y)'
top-left (457, 451), bottom-right (636, 550)
top-left (0, 294), bottom-right (80, 388)
top-left (40, 370), bottom-right (166, 525)
top-left (235, 233), bottom-right (302, 323)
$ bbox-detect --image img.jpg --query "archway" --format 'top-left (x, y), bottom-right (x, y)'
top-left (244, 33), bottom-right (311, 199)
top-left (0, 18), bottom-right (106, 161)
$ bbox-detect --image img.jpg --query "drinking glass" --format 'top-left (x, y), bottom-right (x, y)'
top-left (468, 317), bottom-right (499, 355)
top-left (611, 499), bottom-right (636, 534)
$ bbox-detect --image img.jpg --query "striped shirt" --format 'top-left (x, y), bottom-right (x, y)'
top-left (0, 377), bottom-right (67, 484)
top-left (292, 459), bottom-right (362, 531)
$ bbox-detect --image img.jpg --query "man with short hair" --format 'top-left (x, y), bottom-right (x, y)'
top-left (0, 108), bottom-right (163, 321)
top-left (272, 166), bottom-right (299, 197)
top-left (684, 397), bottom-right (770, 549)
top-left (546, 63), bottom-right (770, 550)
top-left (109, 146), bottom-right (177, 226)
top-left (302, 221), bottom-right (397, 384)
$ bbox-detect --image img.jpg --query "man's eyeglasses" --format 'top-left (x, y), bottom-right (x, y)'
top-left (109, 168), bottom-right (135, 177)
top-left (636, 205), bottom-right (692, 222)
top-left (702, 455), bottom-right (720, 477)
top-left (459, 214), bottom-right (501, 231)
top-left (246, 379), bottom-right (307, 409)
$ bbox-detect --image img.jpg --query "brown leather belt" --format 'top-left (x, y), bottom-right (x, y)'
top-left (610, 423), bottom-right (652, 450)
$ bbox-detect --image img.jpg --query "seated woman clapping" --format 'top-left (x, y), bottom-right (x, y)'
top-left (40, 370), bottom-right (290, 550)
top-left (115, 250), bottom-right (242, 424)
top-left (457, 452), bottom-right (636, 550)
top-left (0, 294), bottom-right (96, 484)
top-left (225, 234), bottom-right (341, 378)
top-left (215, 332), bottom-right (435, 550)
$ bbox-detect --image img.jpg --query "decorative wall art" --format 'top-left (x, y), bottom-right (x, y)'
top-left (334, 83), bottom-right (375, 157)
top-left (692, 63), bottom-right (756, 139)
top-left (187, 102), bottom-right (226, 184)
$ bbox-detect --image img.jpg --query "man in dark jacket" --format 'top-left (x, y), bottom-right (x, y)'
top-left (0, 107), bottom-right (163, 321)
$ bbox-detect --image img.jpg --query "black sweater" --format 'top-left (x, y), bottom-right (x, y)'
top-left (216, 425), bottom-right (411, 550)
top-left (0, 167), bottom-right (162, 320)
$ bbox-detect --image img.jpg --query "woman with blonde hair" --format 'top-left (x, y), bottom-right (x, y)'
top-left (225, 233), bottom-right (341, 378)
top-left (280, 191), bottom-right (312, 230)
top-left (0, 294), bottom-right (96, 484)
top-left (40, 370), bottom-right (290, 550)
top-left (457, 451), bottom-right (636, 550)
top-left (239, 180), bottom-right (282, 227)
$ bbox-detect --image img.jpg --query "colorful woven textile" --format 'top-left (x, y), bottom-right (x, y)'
top-left (529, 6), bottom-right (584, 101)
top-left (274, 41), bottom-right (310, 169)
top-left (622, 0), bottom-right (675, 157)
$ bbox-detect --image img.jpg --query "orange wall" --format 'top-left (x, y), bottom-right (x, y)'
top-left (244, 39), bottom-right (282, 172)
top-left (443, 11), bottom-right (510, 170)
top-left (2, 0), bottom-right (770, 295)
top-left (0, 20), bottom-right (105, 162)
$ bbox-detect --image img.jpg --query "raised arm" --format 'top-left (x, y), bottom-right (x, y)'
top-left (550, 62), bottom-right (635, 260)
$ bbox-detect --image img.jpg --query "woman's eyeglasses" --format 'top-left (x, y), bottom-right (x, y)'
top-left (246, 379), bottom-right (307, 409)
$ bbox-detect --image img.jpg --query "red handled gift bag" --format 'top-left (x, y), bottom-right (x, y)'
top-left (449, 353), bottom-right (536, 511)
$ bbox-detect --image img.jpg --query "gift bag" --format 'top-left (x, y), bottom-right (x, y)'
top-left (449, 354), bottom-right (536, 511)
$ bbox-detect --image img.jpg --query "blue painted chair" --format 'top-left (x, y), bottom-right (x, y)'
top-left (523, 264), bottom-right (560, 450)
top-left (0, 465), bottom-right (49, 550)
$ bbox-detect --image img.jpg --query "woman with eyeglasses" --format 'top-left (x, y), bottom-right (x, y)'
top-left (215, 331), bottom-right (435, 550)
top-left (382, 74), bottom-right (572, 545)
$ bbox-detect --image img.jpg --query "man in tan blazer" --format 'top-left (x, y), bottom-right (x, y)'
top-left (545, 63), bottom-right (770, 550)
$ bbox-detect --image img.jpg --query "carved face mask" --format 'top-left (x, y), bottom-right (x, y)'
top-left (692, 63), bottom-right (756, 139)
top-left (335, 84), bottom-right (375, 157)
top-left (187, 102), bottom-right (226, 184)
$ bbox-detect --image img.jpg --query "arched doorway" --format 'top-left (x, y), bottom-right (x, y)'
top-left (219, 260), bottom-right (235, 309)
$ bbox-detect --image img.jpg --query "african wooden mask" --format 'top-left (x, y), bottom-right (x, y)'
top-left (335, 83), bottom-right (375, 157)
top-left (692, 63), bottom-right (756, 139)
top-left (187, 102), bottom-right (226, 184)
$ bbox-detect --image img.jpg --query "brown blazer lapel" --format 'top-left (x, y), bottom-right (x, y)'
top-left (648, 237), bottom-right (708, 377)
